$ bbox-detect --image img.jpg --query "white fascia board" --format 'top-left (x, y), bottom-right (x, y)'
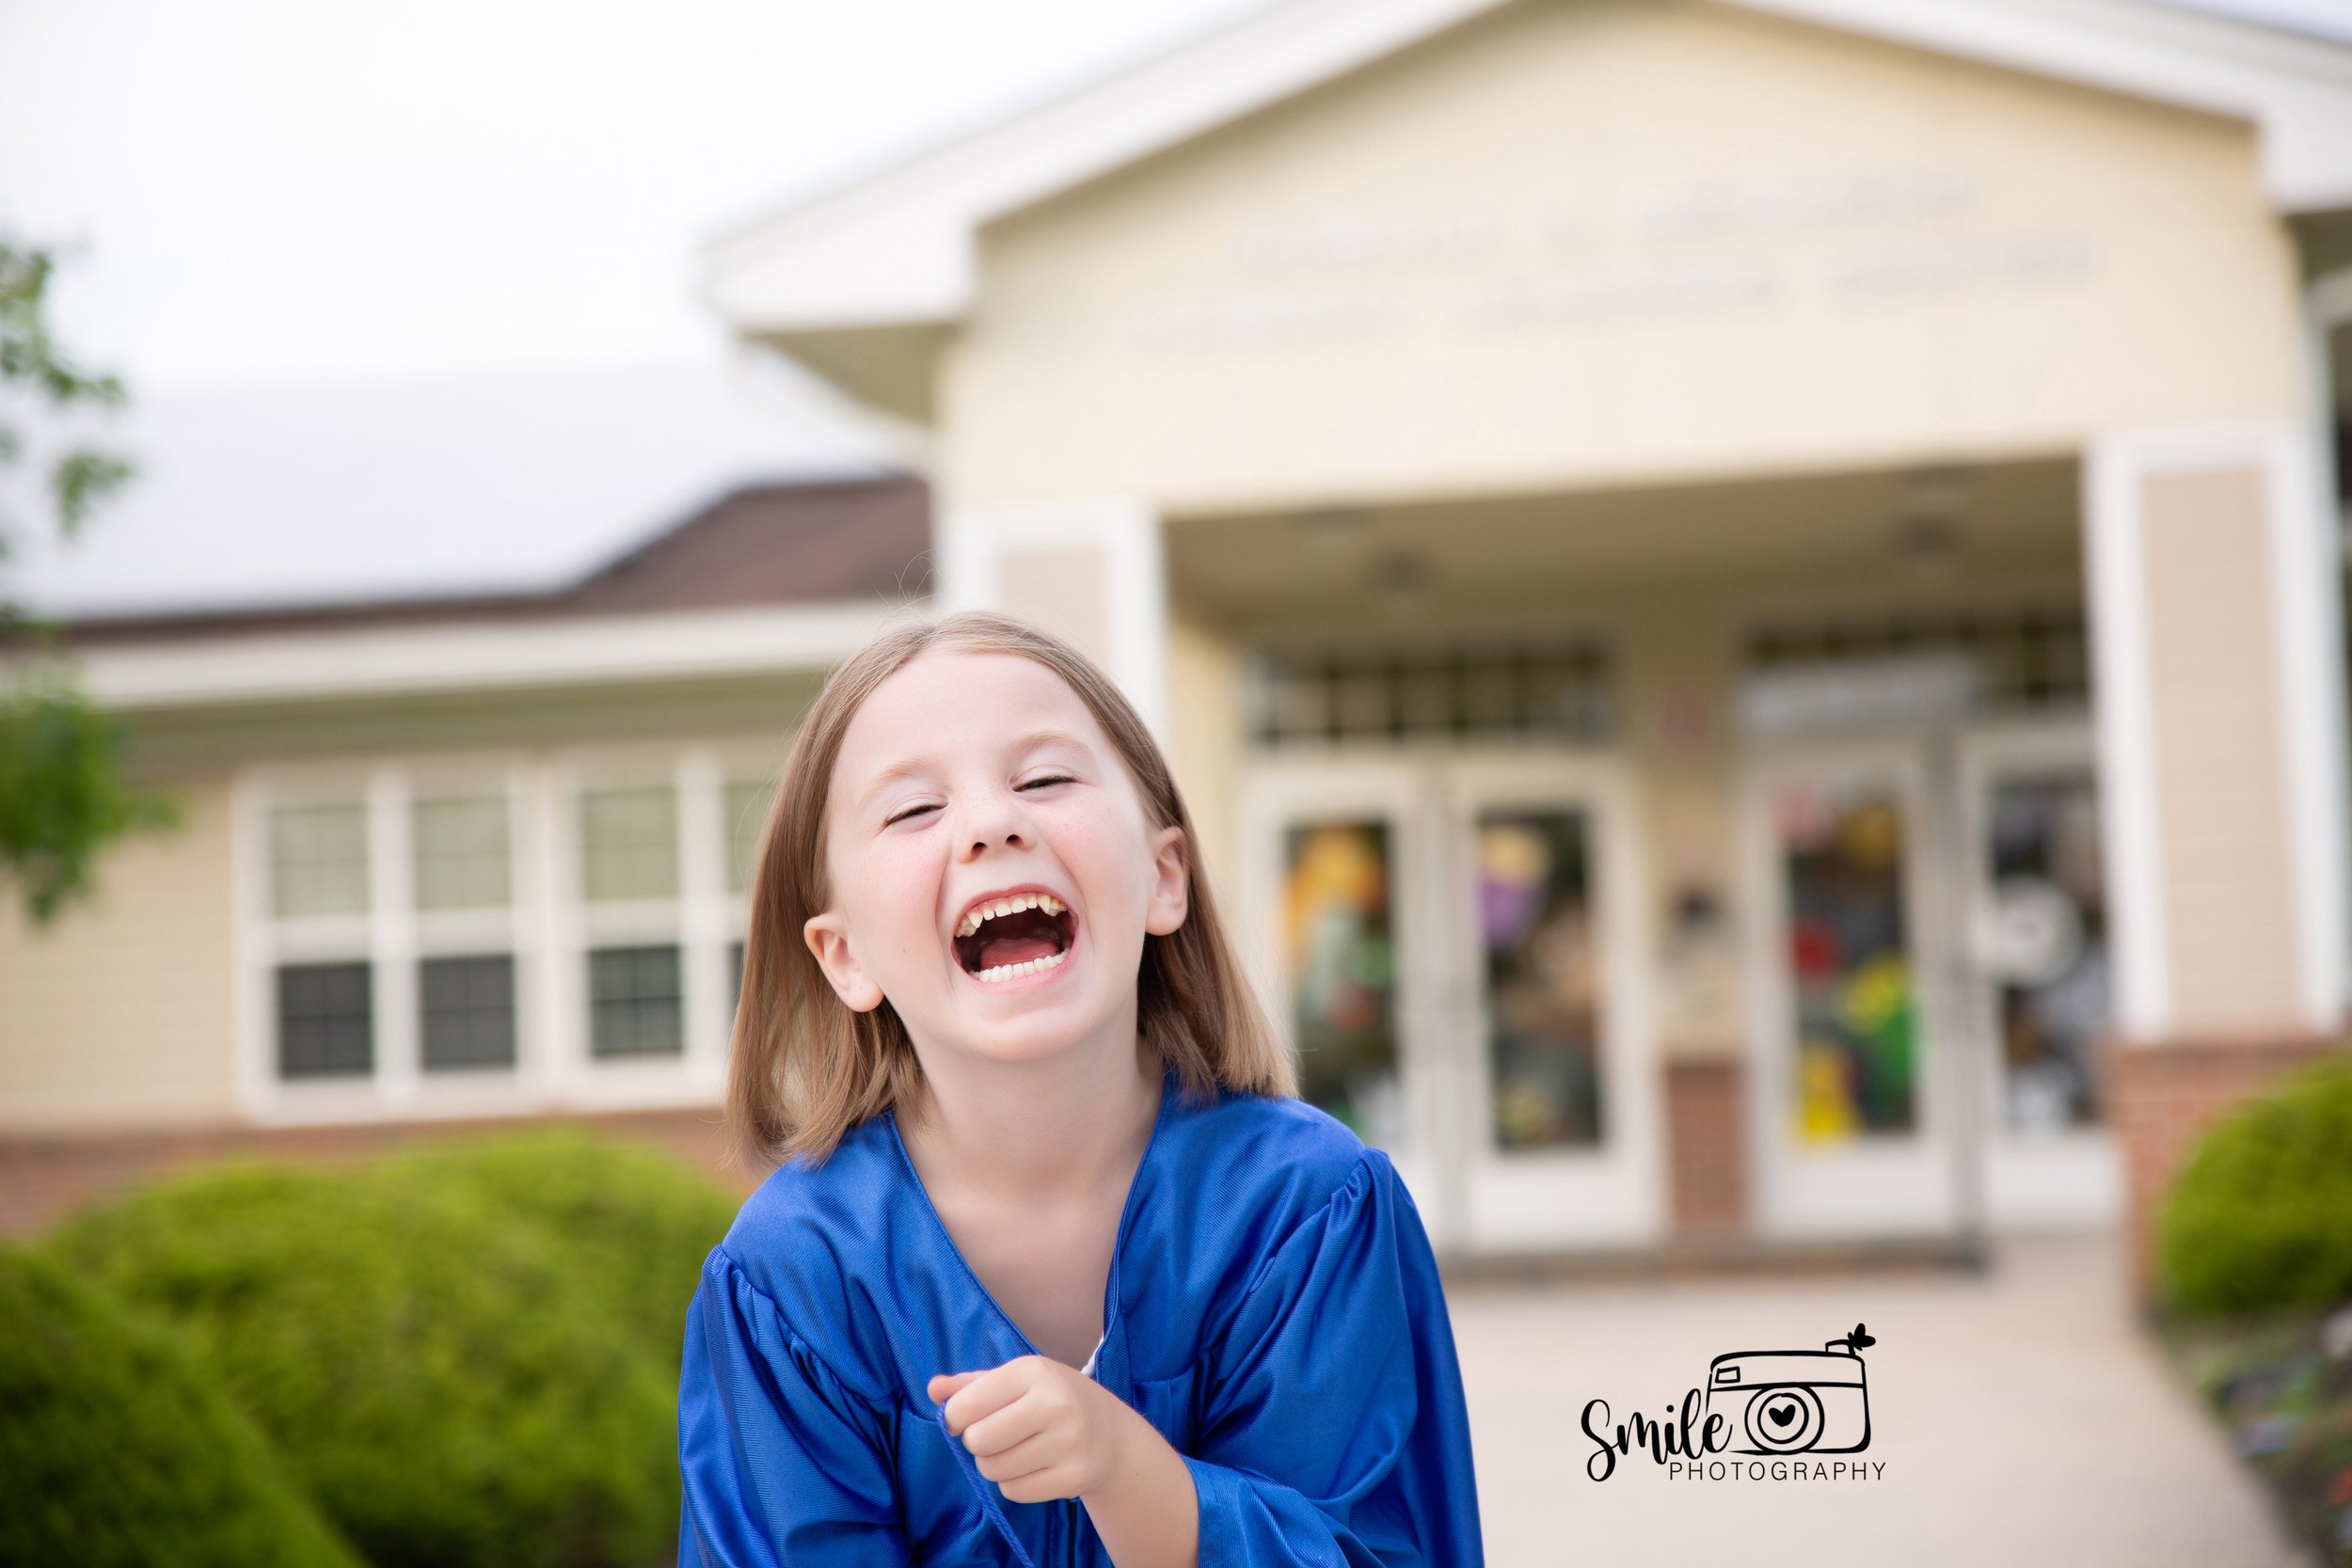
top-left (21, 602), bottom-right (922, 712)
top-left (698, 0), bottom-right (1503, 332)
top-left (1743, 0), bottom-right (2352, 209)
top-left (702, 0), bottom-right (2352, 339)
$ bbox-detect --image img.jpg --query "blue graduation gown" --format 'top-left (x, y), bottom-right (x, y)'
top-left (675, 1065), bottom-right (1485, 1565)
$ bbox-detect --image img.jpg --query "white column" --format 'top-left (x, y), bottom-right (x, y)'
top-left (940, 495), bottom-right (1170, 745)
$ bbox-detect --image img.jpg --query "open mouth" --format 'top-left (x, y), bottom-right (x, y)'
top-left (952, 892), bottom-right (1077, 985)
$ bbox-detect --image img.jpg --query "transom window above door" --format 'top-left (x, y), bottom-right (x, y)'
top-left (1246, 640), bottom-right (1615, 747)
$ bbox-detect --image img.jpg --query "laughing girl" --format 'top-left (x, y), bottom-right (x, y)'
top-left (675, 610), bottom-right (1485, 1566)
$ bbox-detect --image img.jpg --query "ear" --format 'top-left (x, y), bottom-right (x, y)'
top-left (1143, 822), bottom-right (1190, 937)
top-left (803, 909), bottom-right (886, 1012)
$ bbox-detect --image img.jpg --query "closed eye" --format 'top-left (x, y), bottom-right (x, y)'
top-left (884, 775), bottom-right (1073, 827)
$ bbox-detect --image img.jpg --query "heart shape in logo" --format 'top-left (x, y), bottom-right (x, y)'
top-left (1769, 1402), bottom-right (1799, 1429)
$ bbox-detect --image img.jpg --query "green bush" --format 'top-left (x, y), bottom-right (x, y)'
top-left (43, 1160), bottom-right (679, 1568)
top-left (0, 1244), bottom-right (362, 1568)
top-left (369, 1124), bottom-right (735, 1354)
top-left (2158, 1055), bottom-right (2352, 1314)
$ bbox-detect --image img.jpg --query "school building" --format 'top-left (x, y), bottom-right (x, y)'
top-left (7, 0), bottom-right (2352, 1290)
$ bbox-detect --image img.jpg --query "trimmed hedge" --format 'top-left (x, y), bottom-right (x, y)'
top-left (43, 1159), bottom-right (680, 1568)
top-left (0, 1245), bottom-right (362, 1568)
top-left (2157, 1055), bottom-right (2352, 1315)
top-left (368, 1125), bottom-right (735, 1354)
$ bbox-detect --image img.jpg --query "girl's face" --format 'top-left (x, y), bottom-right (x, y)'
top-left (803, 648), bottom-right (1189, 1074)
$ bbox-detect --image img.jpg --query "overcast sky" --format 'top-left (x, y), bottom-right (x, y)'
top-left (0, 0), bottom-right (1267, 392)
top-left (0, 0), bottom-right (1274, 612)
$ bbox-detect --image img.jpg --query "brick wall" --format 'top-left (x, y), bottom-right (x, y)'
top-left (1664, 1058), bottom-right (1746, 1235)
top-left (2106, 1026), bottom-right (2347, 1299)
top-left (0, 1108), bottom-right (767, 1241)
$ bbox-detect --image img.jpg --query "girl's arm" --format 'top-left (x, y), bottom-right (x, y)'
top-left (1080, 1397), bottom-right (1200, 1568)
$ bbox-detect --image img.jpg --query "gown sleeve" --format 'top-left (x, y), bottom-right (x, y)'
top-left (1182, 1147), bottom-right (1485, 1567)
top-left (675, 1244), bottom-right (909, 1567)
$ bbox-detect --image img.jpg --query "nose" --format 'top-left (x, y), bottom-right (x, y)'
top-left (952, 783), bottom-right (1032, 860)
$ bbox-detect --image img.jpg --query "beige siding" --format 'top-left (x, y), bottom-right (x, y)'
top-left (0, 774), bottom-right (241, 1130)
top-left (2138, 466), bottom-right (2302, 1028)
top-left (997, 545), bottom-right (1114, 676)
top-left (945, 0), bottom-right (2300, 511)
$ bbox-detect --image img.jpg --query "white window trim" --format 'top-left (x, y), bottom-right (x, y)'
top-left (233, 735), bottom-right (785, 1127)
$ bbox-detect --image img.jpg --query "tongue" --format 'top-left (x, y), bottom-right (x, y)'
top-left (977, 930), bottom-right (1059, 969)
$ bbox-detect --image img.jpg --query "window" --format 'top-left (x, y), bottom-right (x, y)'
top-left (246, 743), bottom-right (787, 1120)
top-left (589, 943), bottom-right (684, 1057)
top-left (421, 954), bottom-right (517, 1070)
top-left (1247, 641), bottom-right (1616, 747)
top-left (268, 795), bottom-right (374, 1084)
top-left (1745, 609), bottom-right (2090, 711)
top-left (414, 791), bottom-right (510, 911)
top-left (276, 960), bottom-right (373, 1079)
top-left (272, 800), bottom-right (369, 916)
top-left (581, 782), bottom-right (679, 902)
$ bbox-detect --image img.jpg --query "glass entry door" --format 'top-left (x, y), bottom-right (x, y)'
top-left (1740, 737), bottom-right (1960, 1237)
top-left (1958, 721), bottom-right (2120, 1227)
top-left (1741, 718), bottom-right (2116, 1240)
top-left (1239, 748), bottom-right (1661, 1254)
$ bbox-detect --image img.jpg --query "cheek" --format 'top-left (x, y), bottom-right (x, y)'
top-left (849, 837), bottom-right (947, 964)
top-left (1051, 811), bottom-right (1152, 927)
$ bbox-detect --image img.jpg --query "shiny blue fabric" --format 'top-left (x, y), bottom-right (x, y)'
top-left (675, 1066), bottom-right (1485, 1565)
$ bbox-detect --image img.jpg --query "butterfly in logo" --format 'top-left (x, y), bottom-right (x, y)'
top-left (1837, 1323), bottom-right (1877, 1354)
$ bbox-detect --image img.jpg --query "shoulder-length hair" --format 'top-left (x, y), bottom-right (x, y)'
top-left (724, 608), bottom-right (1296, 1172)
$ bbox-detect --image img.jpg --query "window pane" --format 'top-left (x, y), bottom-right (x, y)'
top-left (580, 783), bottom-right (678, 902)
top-left (1776, 781), bottom-right (1915, 1141)
top-left (272, 800), bottom-right (369, 917)
top-left (1282, 819), bottom-right (1404, 1152)
top-left (1985, 775), bottom-right (2107, 1131)
top-left (277, 960), bottom-right (373, 1078)
top-left (587, 943), bottom-right (683, 1057)
top-left (421, 954), bottom-right (516, 1070)
top-left (1475, 807), bottom-right (1603, 1149)
top-left (724, 776), bottom-right (776, 895)
top-left (414, 793), bottom-right (511, 911)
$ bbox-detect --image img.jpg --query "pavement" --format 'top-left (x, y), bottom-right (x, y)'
top-left (1446, 1229), bottom-right (2312, 1568)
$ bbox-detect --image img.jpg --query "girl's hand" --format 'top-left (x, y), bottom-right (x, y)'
top-left (929, 1356), bottom-right (1136, 1505)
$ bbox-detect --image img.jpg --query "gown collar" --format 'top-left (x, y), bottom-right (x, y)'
top-left (893, 1061), bottom-right (1181, 1568)
top-left (882, 1060), bottom-right (1180, 1374)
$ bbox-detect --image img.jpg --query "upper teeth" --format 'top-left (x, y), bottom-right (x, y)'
top-left (956, 892), bottom-right (1067, 938)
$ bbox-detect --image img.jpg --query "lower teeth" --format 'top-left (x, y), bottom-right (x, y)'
top-left (974, 947), bottom-right (1071, 984)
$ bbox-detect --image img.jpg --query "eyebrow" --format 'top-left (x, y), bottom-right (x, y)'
top-left (855, 728), bottom-right (1098, 812)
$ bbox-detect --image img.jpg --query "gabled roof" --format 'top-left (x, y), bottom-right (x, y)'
top-left (701, 0), bottom-right (2352, 381)
top-left (37, 473), bottom-right (930, 650)
top-left (4, 474), bottom-right (933, 711)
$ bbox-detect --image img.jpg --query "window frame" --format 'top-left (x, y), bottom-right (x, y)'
top-left (233, 736), bottom-right (782, 1125)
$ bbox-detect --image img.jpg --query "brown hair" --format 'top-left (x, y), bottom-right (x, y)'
top-left (724, 608), bottom-right (1297, 1172)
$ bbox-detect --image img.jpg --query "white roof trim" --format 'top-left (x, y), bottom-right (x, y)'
top-left (22, 602), bottom-right (917, 711)
top-left (701, 0), bottom-right (2352, 338)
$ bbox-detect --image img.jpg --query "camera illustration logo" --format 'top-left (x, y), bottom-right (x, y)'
top-left (1703, 1323), bottom-right (1875, 1456)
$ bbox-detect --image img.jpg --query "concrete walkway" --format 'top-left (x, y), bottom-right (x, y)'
top-left (1448, 1230), bottom-right (2312, 1567)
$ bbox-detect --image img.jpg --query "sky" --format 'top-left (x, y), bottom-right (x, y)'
top-left (0, 0), bottom-right (1269, 612)
top-left (0, 0), bottom-right (1270, 389)
top-left (1, 0), bottom-right (2347, 613)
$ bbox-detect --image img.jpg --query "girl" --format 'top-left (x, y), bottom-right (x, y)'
top-left (675, 610), bottom-right (1485, 1566)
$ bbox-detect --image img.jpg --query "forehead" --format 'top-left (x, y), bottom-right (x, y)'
top-left (834, 648), bottom-right (1106, 780)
